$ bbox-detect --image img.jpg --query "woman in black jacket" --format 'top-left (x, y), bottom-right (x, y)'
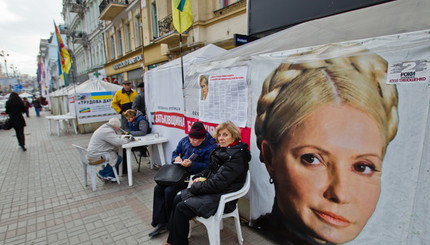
top-left (5, 92), bottom-right (27, 151)
top-left (164, 121), bottom-right (251, 245)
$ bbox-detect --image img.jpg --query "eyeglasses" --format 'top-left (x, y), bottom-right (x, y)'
top-left (123, 83), bottom-right (131, 86)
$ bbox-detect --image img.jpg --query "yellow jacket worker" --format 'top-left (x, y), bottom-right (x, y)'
top-left (112, 80), bottom-right (138, 129)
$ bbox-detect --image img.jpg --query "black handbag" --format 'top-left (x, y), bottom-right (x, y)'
top-left (154, 164), bottom-right (189, 186)
top-left (2, 116), bottom-right (11, 130)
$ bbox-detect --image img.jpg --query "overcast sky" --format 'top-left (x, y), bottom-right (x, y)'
top-left (0, 0), bottom-right (63, 77)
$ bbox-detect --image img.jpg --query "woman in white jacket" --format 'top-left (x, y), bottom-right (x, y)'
top-left (87, 118), bottom-right (130, 182)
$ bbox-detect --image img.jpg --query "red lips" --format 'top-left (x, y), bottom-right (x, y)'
top-left (313, 209), bottom-right (351, 227)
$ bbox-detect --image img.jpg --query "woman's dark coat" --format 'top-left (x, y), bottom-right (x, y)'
top-left (5, 100), bottom-right (26, 128)
top-left (181, 142), bottom-right (250, 218)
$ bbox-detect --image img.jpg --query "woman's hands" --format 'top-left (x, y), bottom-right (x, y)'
top-left (174, 156), bottom-right (192, 167)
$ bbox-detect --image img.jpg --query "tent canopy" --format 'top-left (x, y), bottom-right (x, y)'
top-left (68, 79), bottom-right (122, 95)
top-left (19, 92), bottom-right (33, 98)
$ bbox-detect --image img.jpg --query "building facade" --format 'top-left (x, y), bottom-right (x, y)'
top-left (62, 0), bottom-right (107, 84)
top-left (99, 0), bottom-right (247, 85)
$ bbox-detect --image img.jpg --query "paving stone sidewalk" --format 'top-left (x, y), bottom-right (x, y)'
top-left (0, 110), bottom-right (275, 245)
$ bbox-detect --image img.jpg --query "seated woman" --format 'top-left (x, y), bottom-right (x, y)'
top-left (148, 121), bottom-right (217, 238)
top-left (123, 109), bottom-right (150, 136)
top-left (165, 121), bottom-right (251, 245)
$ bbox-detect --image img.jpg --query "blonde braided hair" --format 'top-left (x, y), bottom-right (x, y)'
top-left (255, 44), bottom-right (398, 157)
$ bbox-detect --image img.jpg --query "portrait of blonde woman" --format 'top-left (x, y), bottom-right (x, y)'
top-left (199, 75), bottom-right (209, 100)
top-left (254, 44), bottom-right (399, 245)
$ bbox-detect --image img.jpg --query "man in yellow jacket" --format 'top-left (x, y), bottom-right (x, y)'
top-left (111, 80), bottom-right (138, 129)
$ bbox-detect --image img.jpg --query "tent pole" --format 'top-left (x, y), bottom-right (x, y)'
top-left (180, 34), bottom-right (185, 89)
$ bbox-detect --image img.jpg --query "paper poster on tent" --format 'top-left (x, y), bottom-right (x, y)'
top-left (75, 91), bottom-right (117, 124)
top-left (198, 66), bottom-right (248, 127)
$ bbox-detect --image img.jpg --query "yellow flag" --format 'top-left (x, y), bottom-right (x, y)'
top-left (54, 22), bottom-right (73, 75)
top-left (172, 0), bottom-right (193, 34)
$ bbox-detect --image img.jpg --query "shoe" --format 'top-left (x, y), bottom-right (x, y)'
top-left (20, 145), bottom-right (27, 151)
top-left (106, 176), bottom-right (117, 183)
top-left (96, 173), bottom-right (107, 183)
top-left (148, 223), bottom-right (168, 237)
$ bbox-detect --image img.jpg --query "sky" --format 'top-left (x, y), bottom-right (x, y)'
top-left (0, 0), bottom-right (63, 77)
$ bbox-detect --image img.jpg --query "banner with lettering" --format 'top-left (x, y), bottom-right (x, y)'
top-left (74, 91), bottom-right (118, 124)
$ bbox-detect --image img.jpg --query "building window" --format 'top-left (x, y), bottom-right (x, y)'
top-left (125, 23), bottom-right (131, 52)
top-left (135, 15), bottom-right (142, 47)
top-left (220, 0), bottom-right (238, 8)
top-left (117, 30), bottom-right (123, 56)
top-left (151, 1), bottom-right (159, 39)
top-left (110, 35), bottom-right (116, 59)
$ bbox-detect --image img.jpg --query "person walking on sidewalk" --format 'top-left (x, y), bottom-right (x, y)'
top-left (5, 92), bottom-right (27, 151)
top-left (22, 97), bottom-right (30, 118)
top-left (31, 97), bottom-right (42, 117)
top-left (87, 118), bottom-right (131, 182)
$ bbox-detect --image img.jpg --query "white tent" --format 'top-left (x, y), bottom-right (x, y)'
top-left (145, 44), bottom-right (227, 165)
top-left (177, 0), bottom-right (430, 244)
top-left (67, 78), bottom-right (122, 95)
top-left (68, 79), bottom-right (121, 125)
top-left (19, 92), bottom-right (33, 99)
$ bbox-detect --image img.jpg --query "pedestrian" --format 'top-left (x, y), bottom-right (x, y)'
top-left (132, 82), bottom-right (146, 116)
top-left (32, 97), bottom-right (42, 117)
top-left (87, 117), bottom-right (131, 183)
top-left (5, 92), bottom-right (27, 151)
top-left (22, 97), bottom-right (30, 118)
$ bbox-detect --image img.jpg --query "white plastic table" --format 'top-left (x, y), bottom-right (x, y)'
top-left (46, 115), bottom-right (78, 136)
top-left (121, 134), bottom-right (168, 186)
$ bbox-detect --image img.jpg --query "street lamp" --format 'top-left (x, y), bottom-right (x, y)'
top-left (0, 50), bottom-right (9, 77)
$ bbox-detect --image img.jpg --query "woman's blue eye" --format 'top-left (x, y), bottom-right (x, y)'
top-left (300, 154), bottom-right (321, 165)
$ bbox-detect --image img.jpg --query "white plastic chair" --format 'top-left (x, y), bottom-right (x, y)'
top-left (188, 171), bottom-right (251, 245)
top-left (72, 144), bottom-right (120, 191)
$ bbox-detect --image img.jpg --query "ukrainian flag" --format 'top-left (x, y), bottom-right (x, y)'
top-left (172, 0), bottom-right (193, 34)
top-left (91, 92), bottom-right (112, 100)
top-left (80, 108), bottom-right (91, 113)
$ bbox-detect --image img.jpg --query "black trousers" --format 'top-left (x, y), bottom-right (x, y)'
top-left (13, 127), bottom-right (25, 147)
top-left (167, 193), bottom-right (196, 245)
top-left (152, 184), bottom-right (185, 227)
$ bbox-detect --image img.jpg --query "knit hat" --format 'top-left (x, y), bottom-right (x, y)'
top-left (188, 122), bottom-right (206, 139)
top-left (107, 117), bottom-right (121, 128)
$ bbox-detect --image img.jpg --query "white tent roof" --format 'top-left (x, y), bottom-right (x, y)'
top-left (204, 0), bottom-right (429, 64)
top-left (19, 92), bottom-right (33, 98)
top-left (68, 79), bottom-right (122, 95)
top-left (50, 85), bottom-right (75, 97)
top-left (151, 44), bottom-right (227, 71)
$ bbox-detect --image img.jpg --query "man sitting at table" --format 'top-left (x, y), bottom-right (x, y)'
top-left (148, 121), bottom-right (217, 238)
top-left (87, 117), bottom-right (131, 183)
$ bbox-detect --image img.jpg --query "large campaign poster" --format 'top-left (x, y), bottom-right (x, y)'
top-left (246, 30), bottom-right (430, 244)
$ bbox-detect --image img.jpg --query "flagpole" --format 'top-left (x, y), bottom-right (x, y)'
top-left (179, 33), bottom-right (185, 89)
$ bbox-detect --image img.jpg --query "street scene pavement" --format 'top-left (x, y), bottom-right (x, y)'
top-left (0, 109), bottom-right (274, 245)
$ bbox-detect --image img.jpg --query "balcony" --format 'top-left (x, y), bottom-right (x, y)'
top-left (158, 14), bottom-right (174, 37)
top-left (68, 0), bottom-right (85, 15)
top-left (71, 31), bottom-right (90, 47)
top-left (99, 0), bottom-right (129, 21)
